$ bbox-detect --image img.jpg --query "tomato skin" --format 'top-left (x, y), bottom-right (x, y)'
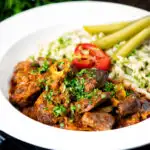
top-left (95, 56), bottom-right (111, 71)
top-left (72, 43), bottom-right (111, 71)
top-left (72, 59), bottom-right (94, 69)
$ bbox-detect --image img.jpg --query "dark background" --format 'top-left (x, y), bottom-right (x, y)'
top-left (0, 0), bottom-right (149, 21)
top-left (0, 0), bottom-right (149, 150)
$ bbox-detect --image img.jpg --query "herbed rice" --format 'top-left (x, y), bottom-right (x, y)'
top-left (32, 29), bottom-right (150, 99)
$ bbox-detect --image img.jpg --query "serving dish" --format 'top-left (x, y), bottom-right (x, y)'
top-left (0, 1), bottom-right (150, 150)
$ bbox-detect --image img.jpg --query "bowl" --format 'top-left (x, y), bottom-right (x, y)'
top-left (0, 1), bottom-right (150, 150)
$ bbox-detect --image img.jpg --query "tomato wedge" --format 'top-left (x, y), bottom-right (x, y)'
top-left (95, 56), bottom-right (111, 71)
top-left (72, 43), bottom-right (111, 70)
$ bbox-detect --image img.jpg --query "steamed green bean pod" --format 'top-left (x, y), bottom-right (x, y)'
top-left (112, 26), bottom-right (150, 60)
top-left (84, 21), bottom-right (131, 34)
top-left (93, 16), bottom-right (150, 49)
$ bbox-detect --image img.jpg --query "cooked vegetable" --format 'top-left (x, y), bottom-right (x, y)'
top-left (72, 43), bottom-right (95, 69)
top-left (113, 26), bottom-right (150, 59)
top-left (93, 16), bottom-right (150, 49)
top-left (72, 43), bottom-right (111, 70)
top-left (84, 21), bottom-right (131, 34)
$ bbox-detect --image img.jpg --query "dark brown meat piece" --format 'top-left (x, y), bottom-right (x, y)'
top-left (78, 69), bottom-right (108, 92)
top-left (95, 70), bottom-right (108, 88)
top-left (118, 95), bottom-right (141, 116)
top-left (84, 79), bottom-right (97, 92)
top-left (140, 99), bottom-right (150, 120)
top-left (117, 113), bottom-right (140, 128)
top-left (75, 92), bottom-right (111, 113)
top-left (10, 82), bottom-right (41, 107)
top-left (9, 61), bottom-right (43, 107)
top-left (33, 92), bottom-right (64, 125)
top-left (82, 112), bottom-right (115, 130)
top-left (22, 106), bottom-right (37, 120)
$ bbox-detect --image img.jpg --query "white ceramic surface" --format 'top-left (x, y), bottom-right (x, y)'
top-left (0, 1), bottom-right (150, 150)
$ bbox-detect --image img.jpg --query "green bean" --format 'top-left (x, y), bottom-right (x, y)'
top-left (84, 21), bottom-right (131, 34)
top-left (93, 16), bottom-right (150, 49)
top-left (112, 26), bottom-right (150, 60)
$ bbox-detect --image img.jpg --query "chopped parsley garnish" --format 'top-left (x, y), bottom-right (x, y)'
top-left (60, 123), bottom-right (65, 128)
top-left (77, 69), bottom-right (96, 78)
top-left (64, 78), bottom-right (85, 100)
top-left (104, 82), bottom-right (114, 92)
top-left (44, 90), bottom-right (53, 102)
top-left (84, 89), bottom-right (98, 99)
top-left (126, 90), bottom-right (133, 96)
top-left (88, 100), bottom-right (92, 105)
top-left (77, 69), bottom-right (88, 76)
top-left (53, 105), bottom-right (66, 117)
top-left (38, 60), bottom-right (49, 73)
top-left (57, 61), bottom-right (64, 70)
top-left (46, 50), bottom-right (52, 58)
top-left (77, 104), bottom-right (81, 109)
top-left (101, 93), bottom-right (106, 99)
top-left (30, 69), bottom-right (38, 75)
top-left (29, 55), bottom-right (35, 61)
top-left (58, 37), bottom-right (72, 48)
top-left (38, 78), bottom-right (46, 83)
top-left (70, 105), bottom-right (76, 114)
top-left (43, 107), bottom-right (48, 111)
top-left (104, 82), bottom-right (115, 96)
top-left (45, 84), bottom-right (49, 91)
top-left (85, 93), bottom-right (93, 99)
top-left (58, 61), bottom-right (64, 66)
top-left (37, 79), bottom-right (47, 88)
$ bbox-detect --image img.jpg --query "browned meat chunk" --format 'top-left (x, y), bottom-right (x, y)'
top-left (75, 92), bottom-right (111, 113)
top-left (9, 60), bottom-right (49, 107)
top-left (140, 100), bottom-right (150, 120)
top-left (78, 69), bottom-right (108, 92)
top-left (118, 95), bottom-right (141, 116)
top-left (22, 106), bottom-right (37, 120)
top-left (12, 61), bottom-right (39, 84)
top-left (82, 112), bottom-right (115, 130)
top-left (84, 79), bottom-right (97, 92)
top-left (33, 92), bottom-right (63, 125)
top-left (10, 82), bottom-right (41, 107)
top-left (118, 113), bottom-right (140, 128)
top-left (95, 70), bottom-right (108, 88)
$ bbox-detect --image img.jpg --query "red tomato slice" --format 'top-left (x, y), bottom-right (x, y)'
top-left (72, 58), bottom-right (94, 69)
top-left (72, 43), bottom-right (111, 70)
top-left (95, 56), bottom-right (111, 71)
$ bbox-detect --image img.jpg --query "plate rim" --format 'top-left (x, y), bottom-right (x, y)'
top-left (0, 1), bottom-right (150, 150)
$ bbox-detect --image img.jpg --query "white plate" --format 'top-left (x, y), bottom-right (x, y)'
top-left (0, 1), bottom-right (150, 150)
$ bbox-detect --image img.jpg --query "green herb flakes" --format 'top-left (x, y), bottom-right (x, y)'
top-left (29, 55), bottom-right (35, 61)
top-left (70, 105), bottom-right (76, 113)
top-left (101, 93), bottom-right (106, 99)
top-left (30, 69), bottom-right (38, 75)
top-left (44, 90), bottom-right (53, 102)
top-left (126, 90), bottom-right (133, 96)
top-left (43, 107), bottom-right (48, 111)
top-left (38, 60), bottom-right (49, 73)
top-left (53, 105), bottom-right (66, 117)
top-left (104, 82), bottom-right (115, 92)
top-left (60, 123), bottom-right (64, 128)
top-left (64, 78), bottom-right (85, 100)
